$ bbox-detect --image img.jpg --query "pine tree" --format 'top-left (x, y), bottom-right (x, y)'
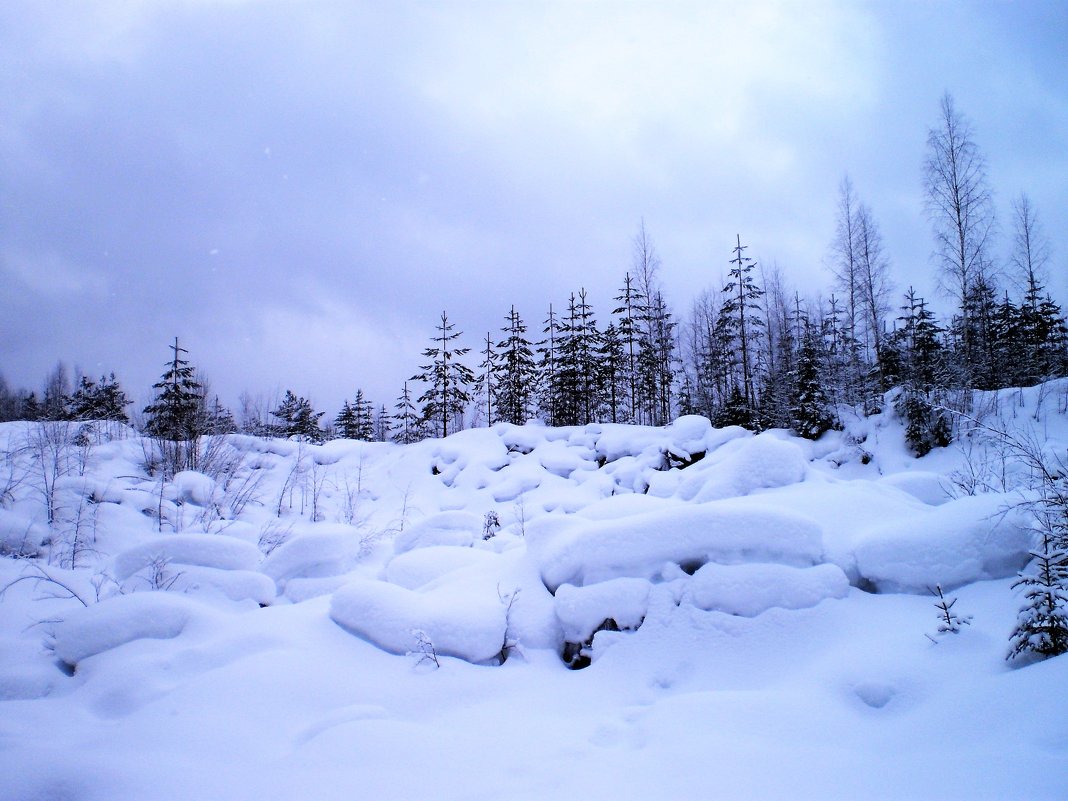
top-left (612, 273), bottom-right (647, 423)
top-left (352, 389), bottom-right (375, 441)
top-left (144, 338), bottom-right (203, 441)
top-left (790, 320), bottom-right (836, 440)
top-left (272, 390), bottom-right (324, 442)
top-left (391, 381), bottom-right (421, 444)
top-left (892, 290), bottom-right (952, 457)
top-left (412, 312), bottom-right (474, 438)
top-left (68, 373), bottom-right (132, 423)
top-left (1008, 526), bottom-right (1068, 662)
top-left (715, 236), bottom-right (765, 429)
top-left (374, 404), bottom-right (389, 442)
top-left (334, 400), bottom-right (358, 439)
top-left (597, 321), bottom-right (625, 423)
top-left (494, 306), bottom-right (538, 425)
top-left (143, 338), bottom-right (205, 474)
top-left (203, 395), bottom-right (237, 435)
top-left (475, 332), bottom-right (498, 427)
top-left (537, 303), bottom-right (561, 426)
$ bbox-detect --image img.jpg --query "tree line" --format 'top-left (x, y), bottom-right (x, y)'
top-left (2, 93), bottom-right (1066, 453)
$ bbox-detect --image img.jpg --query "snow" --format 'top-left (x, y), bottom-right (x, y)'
top-left (528, 500), bottom-right (825, 591)
top-left (681, 561), bottom-right (850, 616)
top-left (330, 578), bottom-right (507, 663)
top-left (2, 384), bottom-right (1068, 800)
top-left (854, 493), bottom-right (1032, 592)
top-left (112, 533), bottom-right (261, 580)
top-left (554, 577), bottom-right (651, 642)
top-left (52, 591), bottom-right (219, 667)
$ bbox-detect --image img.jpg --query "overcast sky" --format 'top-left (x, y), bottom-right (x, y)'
top-left (2, 0), bottom-right (1066, 417)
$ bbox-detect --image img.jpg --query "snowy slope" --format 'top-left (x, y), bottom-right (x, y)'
top-left (2, 384), bottom-right (1068, 800)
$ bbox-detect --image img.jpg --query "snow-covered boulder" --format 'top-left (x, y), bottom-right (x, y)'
top-left (681, 562), bottom-right (850, 616)
top-left (330, 579), bottom-right (507, 664)
top-left (392, 511), bottom-right (482, 554)
top-left (554, 578), bottom-right (651, 643)
top-left (384, 545), bottom-right (501, 590)
top-left (853, 493), bottom-right (1031, 592)
top-left (661, 432), bottom-right (809, 502)
top-left (52, 592), bottom-right (217, 667)
top-left (528, 499), bottom-right (825, 591)
top-left (172, 471), bottom-right (218, 506)
top-left (259, 528), bottom-right (361, 587)
top-left (112, 534), bottom-right (261, 581)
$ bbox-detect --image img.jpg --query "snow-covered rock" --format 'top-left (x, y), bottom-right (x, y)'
top-left (330, 578), bottom-right (507, 664)
top-left (52, 592), bottom-right (218, 666)
top-left (112, 534), bottom-right (261, 581)
top-left (259, 528), bottom-right (361, 587)
top-left (854, 493), bottom-right (1031, 592)
top-left (554, 578), bottom-right (651, 642)
top-left (528, 499), bottom-right (825, 591)
top-left (681, 562), bottom-right (850, 616)
top-left (392, 511), bottom-right (482, 554)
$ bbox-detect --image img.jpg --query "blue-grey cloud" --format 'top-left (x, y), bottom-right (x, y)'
top-left (2, 1), bottom-right (1065, 416)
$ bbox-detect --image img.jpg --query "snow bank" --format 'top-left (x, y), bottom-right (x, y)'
top-left (330, 579), bottom-right (506, 664)
top-left (681, 562), bottom-right (850, 616)
top-left (392, 511), bottom-right (482, 554)
top-left (52, 592), bottom-right (216, 666)
top-left (528, 500), bottom-right (825, 591)
top-left (854, 493), bottom-right (1031, 592)
top-left (554, 578), bottom-right (651, 642)
top-left (112, 534), bottom-right (261, 581)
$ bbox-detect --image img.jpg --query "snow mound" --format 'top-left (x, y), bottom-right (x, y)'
top-left (392, 511), bottom-right (482, 554)
top-left (554, 578), bottom-right (651, 642)
top-left (878, 471), bottom-right (952, 505)
top-left (661, 432), bottom-right (808, 502)
top-left (171, 471), bottom-right (218, 506)
top-left (52, 592), bottom-right (216, 667)
top-left (528, 499), bottom-right (825, 591)
top-left (330, 578), bottom-right (506, 664)
top-left (0, 508), bottom-right (46, 557)
top-left (681, 562), bottom-right (850, 616)
top-left (142, 564), bottom-right (276, 605)
top-left (259, 528), bottom-right (361, 588)
top-left (384, 546), bottom-right (501, 590)
top-left (112, 534), bottom-right (261, 581)
top-left (854, 493), bottom-right (1031, 592)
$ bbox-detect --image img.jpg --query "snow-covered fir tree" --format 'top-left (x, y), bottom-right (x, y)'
top-left (412, 312), bottom-right (474, 439)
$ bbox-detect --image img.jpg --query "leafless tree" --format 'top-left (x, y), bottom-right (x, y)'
top-left (1009, 193), bottom-right (1051, 305)
top-left (923, 92), bottom-right (997, 379)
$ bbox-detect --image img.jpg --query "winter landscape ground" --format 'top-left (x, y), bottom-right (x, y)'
top-left (2, 383), bottom-right (1068, 801)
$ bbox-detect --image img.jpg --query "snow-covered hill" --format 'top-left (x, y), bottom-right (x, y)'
top-left (2, 383), bottom-right (1068, 800)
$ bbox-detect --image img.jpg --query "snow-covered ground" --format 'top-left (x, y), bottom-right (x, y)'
top-left (2, 383), bottom-right (1068, 800)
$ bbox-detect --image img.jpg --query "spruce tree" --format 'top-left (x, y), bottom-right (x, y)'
top-left (391, 382), bottom-right (421, 444)
top-left (537, 303), bottom-right (561, 426)
top-left (612, 273), bottom-right (646, 423)
top-left (69, 373), bottom-right (131, 423)
top-left (352, 389), bottom-right (375, 441)
top-left (718, 235), bottom-right (765, 427)
top-left (494, 306), bottom-right (538, 425)
top-left (143, 338), bottom-right (205, 474)
top-left (790, 321), bottom-right (835, 440)
top-left (412, 312), bottom-right (474, 438)
top-left (272, 390), bottom-right (324, 442)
